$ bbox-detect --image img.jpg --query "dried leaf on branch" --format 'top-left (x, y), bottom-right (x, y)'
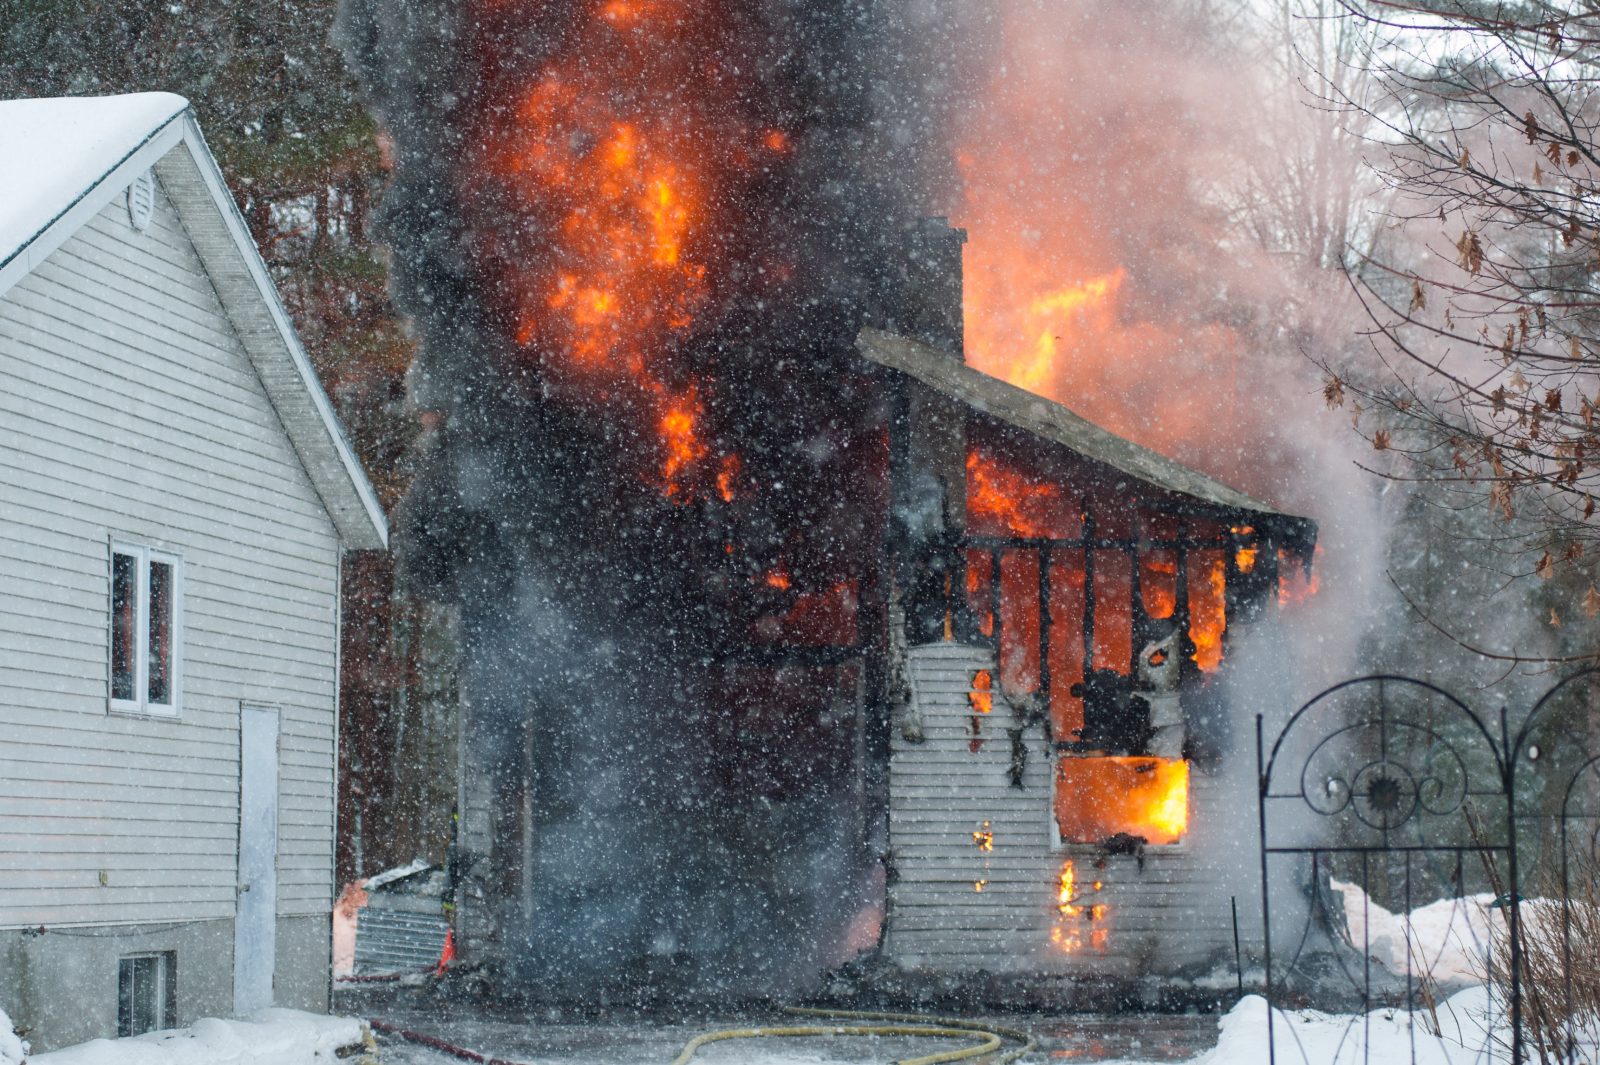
top-left (1323, 375), bottom-right (1345, 409)
top-left (1489, 482), bottom-right (1516, 520)
top-left (1457, 230), bottom-right (1484, 274)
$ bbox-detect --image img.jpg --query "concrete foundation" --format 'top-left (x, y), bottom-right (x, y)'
top-left (0, 916), bottom-right (329, 1053)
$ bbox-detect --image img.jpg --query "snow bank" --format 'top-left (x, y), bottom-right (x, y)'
top-left (0, 1007), bottom-right (28, 1065)
top-left (1184, 989), bottom-right (1505, 1065)
top-left (1331, 879), bottom-right (1576, 991)
top-left (30, 1010), bottom-right (367, 1065)
top-left (1332, 878), bottom-right (1498, 989)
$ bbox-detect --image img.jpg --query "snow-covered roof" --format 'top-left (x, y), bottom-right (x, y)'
top-left (364, 858), bottom-right (435, 891)
top-left (0, 94), bottom-right (387, 551)
top-left (857, 327), bottom-right (1317, 547)
top-left (0, 93), bottom-right (188, 272)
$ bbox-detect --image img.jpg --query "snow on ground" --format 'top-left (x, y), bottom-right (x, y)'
top-left (27, 1010), bottom-right (367, 1065)
top-left (1332, 878), bottom-right (1500, 989)
top-left (1181, 989), bottom-right (1505, 1065)
top-left (1, 1007), bottom-right (28, 1065)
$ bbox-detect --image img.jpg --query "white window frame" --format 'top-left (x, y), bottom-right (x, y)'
top-left (108, 541), bottom-right (184, 717)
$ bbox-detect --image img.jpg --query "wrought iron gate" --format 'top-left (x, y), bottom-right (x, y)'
top-left (1510, 671), bottom-right (1600, 1063)
top-left (1258, 670), bottom-right (1600, 1065)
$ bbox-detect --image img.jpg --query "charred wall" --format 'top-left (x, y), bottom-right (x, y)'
top-left (335, 0), bottom-right (975, 995)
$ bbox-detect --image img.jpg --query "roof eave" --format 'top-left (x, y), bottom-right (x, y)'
top-left (156, 114), bottom-right (389, 551)
top-left (0, 104), bottom-right (186, 300)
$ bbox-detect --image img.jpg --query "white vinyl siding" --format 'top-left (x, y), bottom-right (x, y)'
top-left (0, 171), bottom-right (341, 927)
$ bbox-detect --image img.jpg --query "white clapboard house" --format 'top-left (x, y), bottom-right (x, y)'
top-left (0, 93), bottom-right (386, 1052)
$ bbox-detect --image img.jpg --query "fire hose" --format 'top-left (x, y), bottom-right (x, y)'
top-left (371, 1006), bottom-right (1036, 1065)
top-left (669, 1006), bottom-right (1037, 1065)
top-left (368, 1017), bottom-right (525, 1065)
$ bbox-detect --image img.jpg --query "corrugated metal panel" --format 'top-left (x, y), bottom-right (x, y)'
top-left (354, 906), bottom-right (449, 973)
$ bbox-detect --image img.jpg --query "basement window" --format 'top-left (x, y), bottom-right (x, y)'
top-left (109, 542), bottom-right (182, 715)
top-left (117, 952), bottom-right (176, 1036)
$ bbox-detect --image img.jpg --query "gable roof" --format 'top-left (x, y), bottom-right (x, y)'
top-left (857, 327), bottom-right (1317, 548)
top-left (0, 94), bottom-right (387, 551)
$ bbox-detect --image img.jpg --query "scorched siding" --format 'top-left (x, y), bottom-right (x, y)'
top-left (0, 175), bottom-right (341, 927)
top-left (885, 643), bottom-right (1238, 978)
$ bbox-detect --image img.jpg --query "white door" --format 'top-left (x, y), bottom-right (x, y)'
top-left (234, 704), bottom-right (279, 1014)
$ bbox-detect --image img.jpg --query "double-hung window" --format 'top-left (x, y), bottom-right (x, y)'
top-left (110, 542), bottom-right (182, 715)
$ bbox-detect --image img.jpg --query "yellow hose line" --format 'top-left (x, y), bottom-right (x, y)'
top-left (667, 1023), bottom-right (1001, 1065)
top-left (784, 1006), bottom-right (1039, 1064)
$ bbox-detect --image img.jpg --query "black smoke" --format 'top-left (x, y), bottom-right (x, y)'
top-left (336, 0), bottom-right (973, 996)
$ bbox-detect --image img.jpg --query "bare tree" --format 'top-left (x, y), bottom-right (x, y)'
top-left (1313, 1), bottom-right (1600, 623)
top-left (1225, 0), bottom-right (1390, 272)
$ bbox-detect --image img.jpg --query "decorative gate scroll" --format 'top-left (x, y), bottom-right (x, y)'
top-left (1259, 669), bottom-right (1600, 1064)
top-left (1258, 675), bottom-right (1521, 1065)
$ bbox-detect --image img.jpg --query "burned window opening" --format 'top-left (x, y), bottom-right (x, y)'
top-left (907, 439), bottom-right (1309, 850)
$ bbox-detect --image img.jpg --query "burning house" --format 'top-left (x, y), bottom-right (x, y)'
top-left (862, 312), bottom-right (1316, 982)
top-left (338, 0), bottom-right (1317, 997)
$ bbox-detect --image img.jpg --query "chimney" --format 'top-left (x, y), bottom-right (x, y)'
top-left (897, 216), bottom-right (968, 359)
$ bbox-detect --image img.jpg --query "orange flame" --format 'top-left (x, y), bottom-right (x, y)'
top-left (1140, 552), bottom-right (1177, 620)
top-left (1278, 546), bottom-right (1322, 606)
top-left (1054, 757), bottom-right (1189, 846)
top-left (1057, 860), bottom-right (1077, 916)
top-left (969, 669), bottom-right (994, 714)
top-left (1189, 552), bottom-right (1227, 673)
top-left (965, 448), bottom-right (1078, 538)
top-left (979, 269), bottom-right (1126, 396)
top-left (659, 391), bottom-right (710, 501)
top-left (1232, 525), bottom-right (1259, 574)
top-left (954, 3), bottom-right (1249, 466)
top-left (462, 0), bottom-right (767, 501)
top-left (715, 454), bottom-right (741, 503)
top-left (1052, 859), bottom-right (1110, 953)
top-left (973, 822), bottom-right (995, 852)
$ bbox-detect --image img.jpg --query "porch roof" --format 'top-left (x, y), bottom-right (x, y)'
top-left (857, 327), bottom-right (1317, 548)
